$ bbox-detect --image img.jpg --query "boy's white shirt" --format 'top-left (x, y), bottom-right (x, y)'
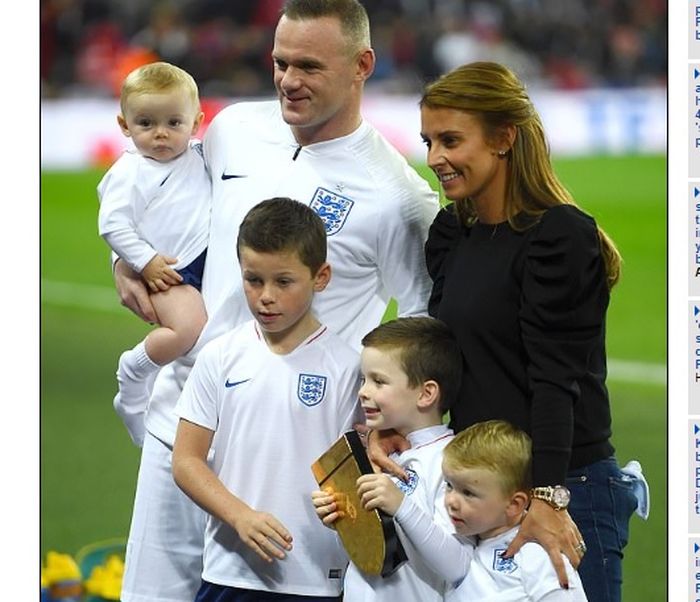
top-left (395, 501), bottom-right (587, 601)
top-left (97, 140), bottom-right (211, 273)
top-left (174, 320), bottom-right (363, 596)
top-left (446, 525), bottom-right (588, 601)
top-left (342, 424), bottom-right (454, 601)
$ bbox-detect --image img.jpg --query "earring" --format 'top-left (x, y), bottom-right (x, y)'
top-left (498, 150), bottom-right (507, 157)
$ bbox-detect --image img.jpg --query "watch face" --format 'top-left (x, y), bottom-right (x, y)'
top-left (552, 487), bottom-right (570, 507)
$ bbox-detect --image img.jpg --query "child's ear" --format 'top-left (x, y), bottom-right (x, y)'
top-left (505, 490), bottom-right (529, 519)
top-left (117, 114), bottom-right (131, 137)
top-left (313, 262), bottom-right (332, 292)
top-left (192, 111), bottom-right (205, 135)
top-left (417, 380), bottom-right (440, 410)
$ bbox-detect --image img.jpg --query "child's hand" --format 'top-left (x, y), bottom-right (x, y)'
top-left (357, 473), bottom-right (404, 516)
top-left (231, 507), bottom-right (293, 563)
top-left (311, 489), bottom-right (343, 528)
top-left (141, 254), bottom-right (183, 292)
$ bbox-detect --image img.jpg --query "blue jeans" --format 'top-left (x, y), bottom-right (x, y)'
top-left (566, 457), bottom-right (638, 602)
top-left (194, 581), bottom-right (341, 602)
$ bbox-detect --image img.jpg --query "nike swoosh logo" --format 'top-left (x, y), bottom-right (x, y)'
top-left (221, 173), bottom-right (248, 180)
top-left (225, 378), bottom-right (251, 388)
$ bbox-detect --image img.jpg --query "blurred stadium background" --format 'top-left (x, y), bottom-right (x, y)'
top-left (41, 0), bottom-right (667, 599)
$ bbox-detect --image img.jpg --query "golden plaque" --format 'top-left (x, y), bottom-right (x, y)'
top-left (311, 430), bottom-right (406, 577)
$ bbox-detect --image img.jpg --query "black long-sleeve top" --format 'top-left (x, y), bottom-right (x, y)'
top-left (425, 203), bottom-right (614, 486)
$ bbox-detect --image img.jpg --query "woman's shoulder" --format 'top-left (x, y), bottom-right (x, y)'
top-left (524, 204), bottom-right (600, 260)
top-left (535, 204), bottom-right (598, 238)
top-left (432, 202), bottom-right (460, 226)
top-left (426, 203), bottom-right (462, 244)
top-left (522, 204), bottom-right (606, 300)
top-left (425, 204), bottom-right (461, 267)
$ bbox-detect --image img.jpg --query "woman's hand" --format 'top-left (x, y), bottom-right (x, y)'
top-left (359, 426), bottom-right (410, 481)
top-left (504, 499), bottom-right (584, 589)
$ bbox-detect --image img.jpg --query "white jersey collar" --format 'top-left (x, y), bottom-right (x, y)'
top-left (405, 424), bottom-right (453, 449)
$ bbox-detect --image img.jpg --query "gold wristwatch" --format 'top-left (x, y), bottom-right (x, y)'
top-left (530, 485), bottom-right (571, 511)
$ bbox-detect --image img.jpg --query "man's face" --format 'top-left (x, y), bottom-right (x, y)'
top-left (272, 15), bottom-right (363, 145)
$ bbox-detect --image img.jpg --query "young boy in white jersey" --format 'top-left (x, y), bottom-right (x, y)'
top-left (172, 197), bottom-right (363, 601)
top-left (440, 420), bottom-right (587, 600)
top-left (312, 317), bottom-right (462, 601)
top-left (97, 61), bottom-right (210, 446)
top-left (386, 420), bottom-right (587, 601)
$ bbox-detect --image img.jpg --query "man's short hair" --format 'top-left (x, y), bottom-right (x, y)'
top-left (361, 317), bottom-right (462, 414)
top-left (120, 61), bottom-right (200, 115)
top-left (237, 197), bottom-right (327, 273)
top-left (281, 0), bottom-right (371, 51)
top-left (443, 420), bottom-right (533, 495)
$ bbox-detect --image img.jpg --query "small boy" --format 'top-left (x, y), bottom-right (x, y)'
top-left (97, 61), bottom-right (210, 446)
top-left (389, 420), bottom-right (588, 601)
top-left (312, 316), bottom-right (463, 601)
top-left (172, 197), bottom-right (363, 601)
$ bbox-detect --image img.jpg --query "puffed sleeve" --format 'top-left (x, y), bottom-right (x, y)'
top-left (424, 204), bottom-right (461, 317)
top-left (519, 205), bottom-right (609, 485)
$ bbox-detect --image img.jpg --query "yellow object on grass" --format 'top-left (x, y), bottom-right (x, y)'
top-left (83, 554), bottom-right (124, 601)
top-left (41, 551), bottom-right (83, 598)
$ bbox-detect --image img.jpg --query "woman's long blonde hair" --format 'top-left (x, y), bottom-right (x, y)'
top-left (420, 61), bottom-right (621, 289)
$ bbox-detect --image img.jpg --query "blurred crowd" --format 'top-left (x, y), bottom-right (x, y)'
top-left (41, 0), bottom-right (667, 100)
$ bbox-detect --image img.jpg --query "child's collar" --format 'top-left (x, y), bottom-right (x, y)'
top-left (405, 424), bottom-right (453, 449)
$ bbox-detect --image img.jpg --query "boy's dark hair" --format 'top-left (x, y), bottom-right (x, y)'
top-left (361, 317), bottom-right (462, 414)
top-left (237, 198), bottom-right (327, 273)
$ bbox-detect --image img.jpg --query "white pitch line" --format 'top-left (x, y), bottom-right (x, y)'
top-left (607, 359), bottom-right (666, 386)
top-left (42, 278), bottom-right (125, 314)
top-left (41, 279), bottom-right (667, 386)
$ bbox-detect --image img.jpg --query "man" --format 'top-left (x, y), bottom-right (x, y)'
top-left (114, 1), bottom-right (439, 600)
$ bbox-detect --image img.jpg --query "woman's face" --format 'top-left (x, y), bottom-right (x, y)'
top-left (420, 106), bottom-right (509, 219)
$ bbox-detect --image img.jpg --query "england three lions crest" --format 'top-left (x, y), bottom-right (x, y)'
top-left (492, 549), bottom-right (517, 574)
top-left (298, 374), bottom-right (327, 406)
top-left (310, 187), bottom-right (354, 236)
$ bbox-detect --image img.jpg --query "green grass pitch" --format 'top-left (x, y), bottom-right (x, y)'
top-left (41, 154), bottom-right (666, 599)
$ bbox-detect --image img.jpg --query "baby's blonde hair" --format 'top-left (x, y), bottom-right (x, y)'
top-left (120, 61), bottom-right (200, 115)
top-left (443, 420), bottom-right (532, 495)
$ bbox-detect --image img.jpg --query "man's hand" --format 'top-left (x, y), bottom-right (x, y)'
top-left (141, 254), bottom-right (183, 292)
top-left (357, 473), bottom-right (404, 516)
top-left (504, 499), bottom-right (584, 589)
top-left (114, 259), bottom-right (158, 323)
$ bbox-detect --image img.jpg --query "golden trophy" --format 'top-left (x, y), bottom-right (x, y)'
top-left (311, 430), bottom-right (406, 576)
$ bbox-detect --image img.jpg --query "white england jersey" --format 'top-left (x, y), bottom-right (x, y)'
top-left (146, 100), bottom-right (439, 445)
top-left (174, 320), bottom-right (362, 596)
top-left (343, 425), bottom-right (454, 602)
top-left (446, 526), bottom-right (588, 602)
top-left (97, 140), bottom-right (211, 273)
